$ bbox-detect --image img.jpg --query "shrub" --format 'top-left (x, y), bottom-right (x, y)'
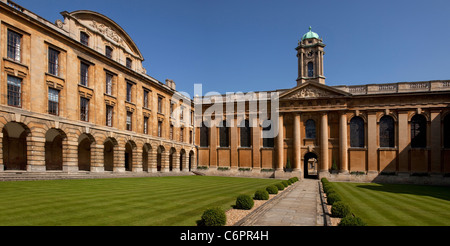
top-left (275, 183), bottom-right (285, 191)
top-left (254, 189), bottom-right (269, 200)
top-left (321, 178), bottom-right (329, 184)
top-left (326, 192), bottom-right (341, 205)
top-left (235, 194), bottom-right (254, 210)
top-left (281, 180), bottom-right (289, 187)
top-left (331, 201), bottom-right (351, 218)
top-left (197, 207), bottom-right (226, 226)
top-left (266, 185), bottom-right (278, 195)
top-left (286, 179), bottom-right (292, 185)
top-left (289, 177), bottom-right (299, 183)
top-left (338, 216), bottom-right (367, 226)
top-left (322, 183), bottom-right (334, 194)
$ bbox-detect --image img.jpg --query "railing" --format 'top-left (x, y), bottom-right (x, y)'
top-left (6, 0), bottom-right (24, 12)
top-left (335, 80), bottom-right (450, 95)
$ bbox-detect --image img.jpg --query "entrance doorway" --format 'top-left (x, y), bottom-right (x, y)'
top-left (304, 152), bottom-right (318, 179)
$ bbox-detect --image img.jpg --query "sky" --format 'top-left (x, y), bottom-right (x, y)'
top-left (13, 0), bottom-right (450, 97)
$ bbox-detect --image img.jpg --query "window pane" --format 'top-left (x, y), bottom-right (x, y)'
top-left (240, 120), bottom-right (251, 147)
top-left (379, 116), bottom-right (395, 148)
top-left (126, 112), bottom-right (132, 131)
top-left (126, 58), bottom-right (132, 69)
top-left (48, 88), bottom-right (59, 115)
top-left (262, 120), bottom-right (274, 148)
top-left (350, 117), bottom-right (364, 148)
top-left (126, 83), bottom-right (132, 102)
top-left (106, 105), bottom-right (113, 127)
top-left (7, 75), bottom-right (21, 107)
top-left (305, 119), bottom-right (316, 139)
top-left (219, 120), bottom-right (229, 147)
top-left (200, 122), bottom-right (209, 147)
top-left (143, 90), bottom-right (149, 108)
top-left (308, 62), bottom-right (314, 77)
top-left (48, 48), bottom-right (59, 76)
top-left (80, 97), bottom-right (89, 121)
top-left (80, 32), bottom-right (89, 46)
top-left (144, 117), bottom-right (149, 134)
top-left (106, 73), bottom-right (113, 95)
top-left (80, 62), bottom-right (89, 86)
top-left (411, 115), bottom-right (426, 148)
top-left (105, 46), bottom-right (113, 58)
top-left (7, 30), bottom-right (21, 62)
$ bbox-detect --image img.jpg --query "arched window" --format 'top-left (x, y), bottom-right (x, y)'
top-left (444, 114), bottom-right (450, 148)
top-left (219, 120), bottom-right (230, 147)
top-left (307, 62), bottom-right (314, 77)
top-left (411, 114), bottom-right (427, 148)
top-left (305, 119), bottom-right (316, 139)
top-left (262, 120), bottom-right (274, 148)
top-left (350, 116), bottom-right (365, 148)
top-left (379, 115), bottom-right (395, 148)
top-left (240, 119), bottom-right (251, 147)
top-left (200, 122), bottom-right (209, 147)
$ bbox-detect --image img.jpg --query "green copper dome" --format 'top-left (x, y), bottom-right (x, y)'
top-left (301, 26), bottom-right (320, 41)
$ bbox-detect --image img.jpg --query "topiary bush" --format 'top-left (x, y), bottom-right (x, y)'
top-left (331, 201), bottom-right (351, 218)
top-left (275, 183), bottom-right (285, 191)
top-left (281, 180), bottom-right (289, 187)
top-left (235, 194), bottom-right (254, 210)
top-left (321, 177), bottom-right (329, 184)
top-left (326, 192), bottom-right (341, 205)
top-left (338, 216), bottom-right (367, 226)
top-left (286, 179), bottom-right (292, 185)
top-left (197, 207), bottom-right (226, 226)
top-left (266, 185), bottom-right (278, 195)
top-left (254, 189), bottom-right (269, 200)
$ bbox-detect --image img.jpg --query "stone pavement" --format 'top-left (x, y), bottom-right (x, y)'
top-left (235, 179), bottom-right (327, 226)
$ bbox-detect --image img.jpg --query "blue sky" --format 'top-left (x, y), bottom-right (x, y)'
top-left (14, 0), bottom-right (450, 97)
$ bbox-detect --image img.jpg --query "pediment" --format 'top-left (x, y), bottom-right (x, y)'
top-left (279, 82), bottom-right (350, 100)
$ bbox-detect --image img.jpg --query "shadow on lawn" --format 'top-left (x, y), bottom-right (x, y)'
top-left (355, 183), bottom-right (450, 202)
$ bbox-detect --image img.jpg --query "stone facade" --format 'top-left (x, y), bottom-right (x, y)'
top-left (0, 1), bottom-right (195, 174)
top-left (195, 28), bottom-right (450, 185)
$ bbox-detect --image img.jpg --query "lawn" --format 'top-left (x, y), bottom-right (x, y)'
top-left (0, 176), bottom-right (280, 226)
top-left (329, 182), bottom-right (450, 226)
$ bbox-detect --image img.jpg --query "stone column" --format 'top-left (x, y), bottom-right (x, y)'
top-left (339, 112), bottom-right (348, 173)
top-left (114, 146), bottom-right (126, 172)
top-left (320, 113), bottom-right (329, 174)
top-left (209, 120), bottom-right (217, 168)
top-left (148, 148), bottom-right (158, 172)
top-left (293, 113), bottom-right (301, 172)
top-left (27, 135), bottom-right (46, 172)
top-left (252, 116), bottom-right (261, 170)
top-left (430, 110), bottom-right (442, 173)
top-left (133, 147), bottom-right (143, 172)
top-left (181, 152), bottom-right (187, 172)
top-left (173, 152), bottom-right (180, 172)
top-left (398, 111), bottom-right (409, 173)
top-left (161, 151), bottom-right (170, 172)
top-left (276, 113), bottom-right (284, 171)
top-left (367, 112), bottom-right (378, 173)
top-left (230, 117), bottom-right (238, 169)
top-left (90, 144), bottom-right (104, 172)
top-left (63, 139), bottom-right (79, 173)
top-left (0, 133), bottom-right (3, 171)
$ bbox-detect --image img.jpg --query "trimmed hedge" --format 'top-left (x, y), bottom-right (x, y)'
top-left (326, 192), bottom-right (341, 205)
top-left (338, 216), bottom-right (367, 226)
top-left (281, 181), bottom-right (289, 187)
top-left (254, 189), bottom-right (269, 200)
top-left (266, 185), bottom-right (278, 195)
top-left (235, 194), bottom-right (254, 210)
top-left (331, 201), bottom-right (351, 218)
top-left (197, 207), bottom-right (226, 226)
top-left (275, 183), bottom-right (285, 191)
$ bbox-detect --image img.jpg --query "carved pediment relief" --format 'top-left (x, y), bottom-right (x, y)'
top-left (280, 82), bottom-right (350, 100)
top-left (90, 20), bottom-right (123, 45)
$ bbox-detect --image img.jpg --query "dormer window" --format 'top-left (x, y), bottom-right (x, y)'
top-left (126, 58), bottom-right (132, 69)
top-left (105, 46), bottom-right (113, 59)
top-left (80, 31), bottom-right (89, 46)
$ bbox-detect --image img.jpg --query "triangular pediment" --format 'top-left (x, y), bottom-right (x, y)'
top-left (279, 82), bottom-right (350, 100)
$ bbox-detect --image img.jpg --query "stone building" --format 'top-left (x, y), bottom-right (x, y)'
top-left (0, 0), bottom-right (195, 174)
top-left (195, 27), bottom-right (450, 184)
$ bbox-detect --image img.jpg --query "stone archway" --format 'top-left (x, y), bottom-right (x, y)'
top-left (189, 150), bottom-right (194, 172)
top-left (2, 122), bottom-right (30, 171)
top-left (78, 133), bottom-right (95, 171)
top-left (103, 138), bottom-right (117, 172)
top-left (179, 149), bottom-right (186, 171)
top-left (157, 145), bottom-right (165, 172)
top-left (125, 141), bottom-right (136, 172)
top-left (142, 143), bottom-right (151, 172)
top-left (304, 152), bottom-right (318, 179)
top-left (45, 128), bottom-right (66, 171)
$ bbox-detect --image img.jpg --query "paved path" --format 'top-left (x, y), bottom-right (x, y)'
top-left (236, 179), bottom-right (326, 226)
